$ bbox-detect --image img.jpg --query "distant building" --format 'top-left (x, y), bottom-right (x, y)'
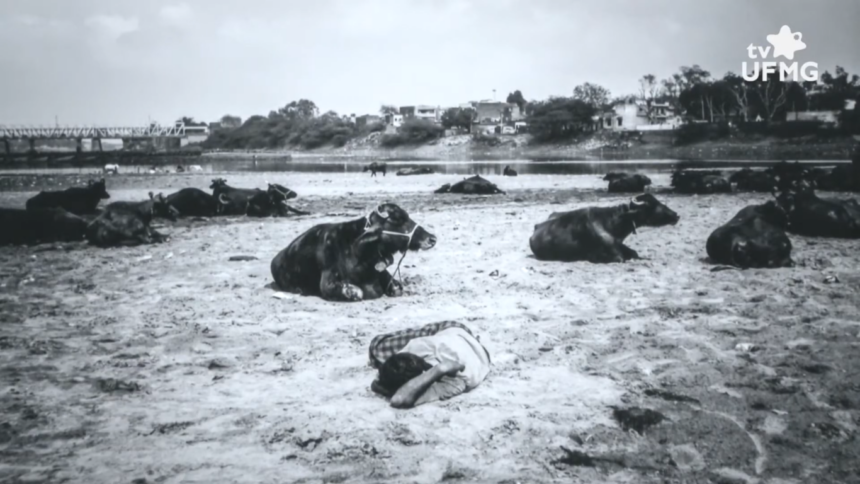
top-left (470, 101), bottom-right (521, 135)
top-left (399, 106), bottom-right (416, 118)
top-left (384, 113), bottom-right (404, 128)
top-left (597, 100), bottom-right (679, 130)
top-left (175, 121), bottom-right (210, 145)
top-left (356, 114), bottom-right (382, 128)
top-left (786, 110), bottom-right (839, 124)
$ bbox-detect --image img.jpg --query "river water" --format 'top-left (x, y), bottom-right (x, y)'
top-left (0, 157), bottom-right (849, 176)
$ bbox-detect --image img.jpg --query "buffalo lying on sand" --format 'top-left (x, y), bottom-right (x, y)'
top-left (766, 161), bottom-right (817, 192)
top-left (86, 192), bottom-right (179, 247)
top-left (775, 184), bottom-right (860, 238)
top-left (396, 167), bottom-right (434, 176)
top-left (671, 170), bottom-right (731, 194)
top-left (165, 188), bottom-right (218, 217)
top-left (529, 193), bottom-right (680, 263)
top-left (604, 173), bottom-right (652, 193)
top-left (0, 207), bottom-right (88, 246)
top-left (729, 168), bottom-right (778, 193)
top-left (26, 178), bottom-right (110, 215)
top-left (271, 203), bottom-right (436, 302)
top-left (210, 178), bottom-right (303, 217)
top-left (434, 175), bottom-right (506, 195)
top-left (814, 165), bottom-right (855, 191)
top-left (706, 201), bottom-right (793, 268)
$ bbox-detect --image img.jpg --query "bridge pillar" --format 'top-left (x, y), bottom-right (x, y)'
top-left (92, 138), bottom-right (103, 152)
top-left (27, 138), bottom-right (36, 154)
top-left (76, 138), bottom-right (83, 154)
top-left (2, 139), bottom-right (9, 157)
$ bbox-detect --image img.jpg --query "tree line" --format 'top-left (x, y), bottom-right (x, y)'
top-left (199, 64), bottom-right (859, 149)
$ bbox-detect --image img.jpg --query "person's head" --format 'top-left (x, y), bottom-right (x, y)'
top-left (377, 353), bottom-right (432, 394)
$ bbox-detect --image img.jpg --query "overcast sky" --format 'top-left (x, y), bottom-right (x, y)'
top-left (1, 0), bottom-right (858, 126)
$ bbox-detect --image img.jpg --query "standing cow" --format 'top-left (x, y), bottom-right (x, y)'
top-left (270, 203), bottom-right (436, 302)
top-left (364, 162), bottom-right (387, 177)
top-left (529, 193), bottom-right (680, 263)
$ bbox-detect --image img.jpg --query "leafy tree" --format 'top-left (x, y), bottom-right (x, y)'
top-left (220, 115), bottom-right (242, 128)
top-left (526, 97), bottom-right (596, 142)
top-left (638, 74), bottom-right (659, 121)
top-left (506, 90), bottom-right (527, 111)
top-left (280, 99), bottom-right (319, 119)
top-left (380, 119), bottom-right (444, 147)
top-left (178, 116), bottom-right (207, 127)
top-left (379, 105), bottom-right (399, 116)
top-left (572, 82), bottom-right (611, 110)
top-left (441, 108), bottom-right (474, 132)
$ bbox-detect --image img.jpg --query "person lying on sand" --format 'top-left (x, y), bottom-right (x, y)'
top-left (368, 321), bottom-right (491, 408)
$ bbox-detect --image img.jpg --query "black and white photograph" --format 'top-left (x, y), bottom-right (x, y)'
top-left (1, 0), bottom-right (860, 482)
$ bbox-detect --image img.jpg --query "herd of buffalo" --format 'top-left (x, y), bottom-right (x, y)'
top-left (0, 159), bottom-right (859, 302)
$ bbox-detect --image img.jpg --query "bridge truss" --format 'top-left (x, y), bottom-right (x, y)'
top-left (0, 125), bottom-right (187, 139)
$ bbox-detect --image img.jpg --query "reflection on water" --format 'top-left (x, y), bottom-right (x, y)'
top-left (0, 158), bottom-right (848, 176)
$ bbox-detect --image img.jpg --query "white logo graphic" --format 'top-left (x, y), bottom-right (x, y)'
top-left (742, 25), bottom-right (818, 82)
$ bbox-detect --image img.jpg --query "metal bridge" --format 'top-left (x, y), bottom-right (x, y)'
top-left (0, 124), bottom-right (187, 139)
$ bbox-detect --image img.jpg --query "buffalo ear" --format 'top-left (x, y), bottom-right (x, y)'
top-left (148, 191), bottom-right (154, 199)
top-left (376, 204), bottom-right (390, 218)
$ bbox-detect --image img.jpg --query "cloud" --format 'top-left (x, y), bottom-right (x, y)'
top-left (86, 14), bottom-right (139, 40)
top-left (159, 3), bottom-right (193, 27)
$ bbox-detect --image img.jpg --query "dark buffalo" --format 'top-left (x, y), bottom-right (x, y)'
top-left (165, 188), bottom-right (218, 217)
top-left (0, 207), bottom-right (88, 246)
top-left (396, 167), bottom-right (434, 176)
top-left (706, 201), bottom-right (793, 268)
top-left (766, 161), bottom-right (815, 191)
top-left (729, 168), bottom-right (778, 193)
top-left (86, 192), bottom-right (180, 247)
top-left (775, 184), bottom-right (860, 238)
top-left (529, 193), bottom-right (680, 263)
top-left (270, 203), bottom-right (436, 302)
top-left (25, 178), bottom-right (110, 215)
top-left (814, 165), bottom-right (854, 191)
top-left (671, 170), bottom-right (731, 194)
top-left (503, 165), bottom-right (518, 177)
top-left (210, 178), bottom-right (300, 217)
top-left (364, 162), bottom-right (387, 177)
top-left (604, 173), bottom-right (652, 193)
top-left (434, 175), bottom-right (505, 195)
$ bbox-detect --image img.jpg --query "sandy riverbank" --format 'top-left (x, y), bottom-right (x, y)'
top-left (1, 172), bottom-right (859, 483)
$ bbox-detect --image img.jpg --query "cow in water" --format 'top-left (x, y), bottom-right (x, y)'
top-left (165, 188), bottom-right (219, 217)
top-left (434, 175), bottom-right (505, 195)
top-left (671, 170), bottom-right (731, 194)
top-left (25, 178), bottom-right (110, 215)
top-left (0, 207), bottom-right (88, 246)
top-left (503, 165), bottom-right (518, 177)
top-left (729, 168), bottom-right (778, 193)
top-left (706, 201), bottom-right (793, 268)
top-left (210, 178), bottom-right (301, 217)
top-left (103, 164), bottom-right (119, 175)
top-left (603, 172), bottom-right (652, 193)
top-left (86, 192), bottom-right (179, 247)
top-left (364, 162), bottom-right (387, 177)
top-left (529, 193), bottom-right (680, 263)
top-left (270, 203), bottom-right (436, 302)
top-left (774, 183), bottom-right (860, 238)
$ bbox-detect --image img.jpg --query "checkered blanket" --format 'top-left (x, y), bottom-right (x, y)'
top-left (368, 321), bottom-right (475, 369)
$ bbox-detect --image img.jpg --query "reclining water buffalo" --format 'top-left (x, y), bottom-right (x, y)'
top-left (0, 207), bottom-right (88, 246)
top-left (774, 184), bottom-right (860, 238)
top-left (706, 201), bottom-right (793, 268)
top-left (529, 193), bottom-right (680, 263)
top-left (814, 165), bottom-right (855, 191)
top-left (434, 175), bottom-right (505, 195)
top-left (165, 188), bottom-right (218, 217)
top-left (603, 173), bottom-right (652, 193)
top-left (364, 162), bottom-right (387, 177)
top-left (25, 178), bottom-right (110, 215)
top-left (210, 178), bottom-right (302, 217)
top-left (765, 161), bottom-right (821, 191)
top-left (270, 203), bottom-right (436, 302)
top-left (396, 167), bottom-right (434, 176)
top-left (671, 170), bottom-right (731, 194)
top-left (503, 165), bottom-right (518, 177)
top-left (729, 168), bottom-right (778, 193)
top-left (86, 192), bottom-right (180, 247)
